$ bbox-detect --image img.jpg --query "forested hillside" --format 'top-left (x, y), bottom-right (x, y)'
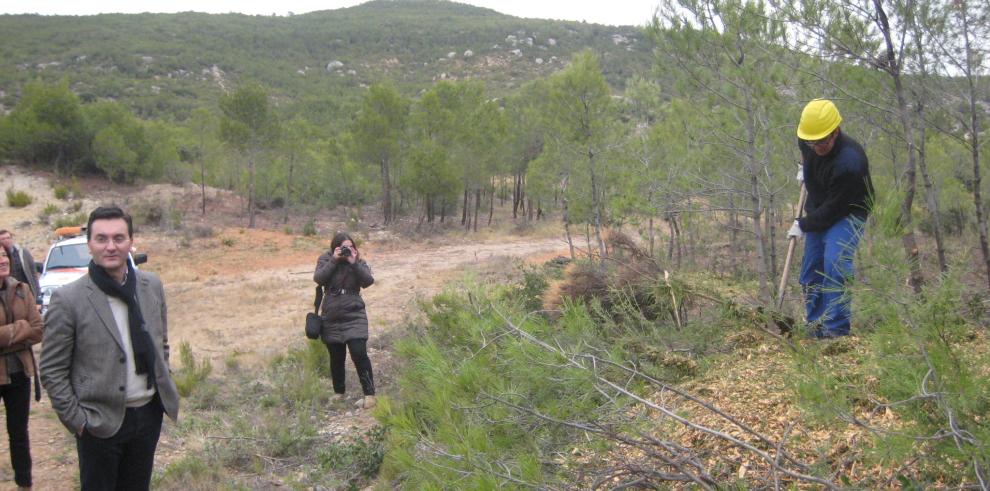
top-left (0, 0), bottom-right (651, 122)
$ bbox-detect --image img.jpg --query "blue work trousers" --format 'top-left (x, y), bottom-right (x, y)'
top-left (799, 216), bottom-right (864, 337)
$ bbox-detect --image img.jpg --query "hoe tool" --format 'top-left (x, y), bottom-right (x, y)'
top-left (776, 182), bottom-right (807, 311)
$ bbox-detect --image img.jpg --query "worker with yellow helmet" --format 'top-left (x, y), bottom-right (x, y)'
top-left (788, 99), bottom-right (874, 338)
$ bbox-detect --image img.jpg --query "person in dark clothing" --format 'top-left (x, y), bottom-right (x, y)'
top-left (313, 232), bottom-right (377, 409)
top-left (788, 99), bottom-right (874, 338)
top-left (0, 242), bottom-right (45, 491)
top-left (0, 230), bottom-right (40, 301)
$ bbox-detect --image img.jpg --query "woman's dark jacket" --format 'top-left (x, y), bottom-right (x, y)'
top-left (313, 253), bottom-right (374, 343)
top-left (798, 132), bottom-right (875, 233)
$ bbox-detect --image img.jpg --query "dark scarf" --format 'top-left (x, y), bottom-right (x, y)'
top-left (88, 261), bottom-right (157, 389)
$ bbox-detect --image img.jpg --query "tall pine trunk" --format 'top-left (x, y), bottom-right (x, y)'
top-left (381, 157), bottom-right (393, 225)
top-left (957, 0), bottom-right (990, 289)
top-left (875, 0), bottom-right (923, 293)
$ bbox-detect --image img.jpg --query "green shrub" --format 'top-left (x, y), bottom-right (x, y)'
top-left (6, 189), bottom-right (32, 207)
top-left (70, 201), bottom-right (83, 212)
top-left (133, 201), bottom-right (165, 227)
top-left (168, 207), bottom-right (184, 230)
top-left (152, 453), bottom-right (234, 490)
top-left (53, 212), bottom-right (87, 229)
top-left (53, 184), bottom-right (70, 200)
top-left (787, 192), bottom-right (990, 487)
top-left (221, 237), bottom-right (235, 247)
top-left (173, 341), bottom-right (213, 398)
top-left (38, 203), bottom-right (60, 224)
top-left (302, 220), bottom-right (317, 237)
top-left (69, 178), bottom-right (83, 199)
top-left (313, 426), bottom-right (386, 483)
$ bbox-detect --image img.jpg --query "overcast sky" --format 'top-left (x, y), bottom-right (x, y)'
top-left (3, 1), bottom-right (661, 27)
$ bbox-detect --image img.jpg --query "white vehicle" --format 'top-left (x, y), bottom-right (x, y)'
top-left (37, 227), bottom-right (147, 315)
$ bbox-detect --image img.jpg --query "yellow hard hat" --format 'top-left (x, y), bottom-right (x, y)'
top-left (797, 99), bottom-right (842, 140)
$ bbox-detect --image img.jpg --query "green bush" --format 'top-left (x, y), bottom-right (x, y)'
top-left (173, 341), bottom-right (213, 398)
top-left (380, 283), bottom-right (607, 488)
top-left (313, 426), bottom-right (386, 482)
top-left (302, 220), bottom-right (317, 237)
top-left (41, 203), bottom-right (59, 216)
top-left (6, 189), bottom-right (32, 207)
top-left (52, 179), bottom-right (83, 200)
top-left (53, 212), bottom-right (87, 229)
top-left (53, 184), bottom-right (70, 200)
top-left (169, 207), bottom-right (184, 230)
top-left (133, 201), bottom-right (165, 227)
top-left (153, 454), bottom-right (224, 489)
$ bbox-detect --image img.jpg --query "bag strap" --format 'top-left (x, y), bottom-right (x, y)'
top-left (313, 285), bottom-right (325, 314)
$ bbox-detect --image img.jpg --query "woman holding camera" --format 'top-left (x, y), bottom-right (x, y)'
top-left (313, 232), bottom-right (377, 409)
top-left (1, 242), bottom-right (44, 490)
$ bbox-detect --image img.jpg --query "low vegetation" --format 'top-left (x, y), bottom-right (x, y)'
top-left (156, 342), bottom-right (385, 490)
top-left (376, 200), bottom-right (990, 488)
top-left (6, 188), bottom-right (32, 207)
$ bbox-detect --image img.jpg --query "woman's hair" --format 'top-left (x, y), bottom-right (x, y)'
top-left (330, 232), bottom-right (354, 252)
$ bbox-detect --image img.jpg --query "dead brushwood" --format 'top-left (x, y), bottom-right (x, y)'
top-left (542, 262), bottom-right (609, 316)
top-left (491, 305), bottom-right (839, 490)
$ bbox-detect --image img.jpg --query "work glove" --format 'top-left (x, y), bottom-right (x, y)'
top-left (787, 219), bottom-right (803, 239)
top-left (796, 166), bottom-right (804, 183)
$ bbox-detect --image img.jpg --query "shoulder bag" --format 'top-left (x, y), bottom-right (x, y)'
top-left (305, 285), bottom-right (324, 340)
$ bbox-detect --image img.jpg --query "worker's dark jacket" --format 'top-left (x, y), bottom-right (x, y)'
top-left (798, 132), bottom-right (874, 233)
top-left (313, 253), bottom-right (374, 344)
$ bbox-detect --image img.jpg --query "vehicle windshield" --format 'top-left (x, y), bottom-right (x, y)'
top-left (45, 243), bottom-right (91, 270)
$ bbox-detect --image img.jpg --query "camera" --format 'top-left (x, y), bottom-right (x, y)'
top-left (339, 247), bottom-right (352, 258)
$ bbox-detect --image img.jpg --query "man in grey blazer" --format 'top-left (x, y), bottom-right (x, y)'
top-left (41, 206), bottom-right (179, 490)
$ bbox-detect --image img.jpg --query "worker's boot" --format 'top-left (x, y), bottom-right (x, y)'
top-left (356, 395), bottom-right (376, 409)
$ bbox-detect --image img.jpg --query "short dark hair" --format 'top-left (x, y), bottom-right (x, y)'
top-left (0, 229), bottom-right (10, 237)
top-left (86, 206), bottom-right (133, 240)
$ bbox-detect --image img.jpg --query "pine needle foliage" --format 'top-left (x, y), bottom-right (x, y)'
top-left (787, 190), bottom-right (990, 488)
top-left (381, 264), bottom-right (754, 487)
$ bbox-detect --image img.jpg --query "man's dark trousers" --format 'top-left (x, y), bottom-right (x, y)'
top-left (75, 395), bottom-right (164, 491)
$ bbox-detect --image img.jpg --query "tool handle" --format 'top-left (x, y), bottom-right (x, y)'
top-left (776, 184), bottom-right (807, 310)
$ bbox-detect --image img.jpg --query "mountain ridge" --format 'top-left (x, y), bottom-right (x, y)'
top-left (0, 0), bottom-right (654, 121)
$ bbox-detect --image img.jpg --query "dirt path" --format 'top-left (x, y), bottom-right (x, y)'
top-left (0, 213), bottom-right (567, 489)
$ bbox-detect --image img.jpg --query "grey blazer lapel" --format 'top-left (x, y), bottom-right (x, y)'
top-left (85, 281), bottom-right (125, 351)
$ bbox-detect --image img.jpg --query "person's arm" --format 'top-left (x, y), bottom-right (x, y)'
top-left (39, 289), bottom-right (87, 434)
top-left (159, 278), bottom-right (170, 364)
top-left (799, 171), bottom-right (867, 232)
top-left (313, 252), bottom-right (338, 285)
top-left (22, 247), bottom-right (40, 297)
top-left (354, 260), bottom-right (375, 288)
top-left (0, 286), bottom-right (43, 347)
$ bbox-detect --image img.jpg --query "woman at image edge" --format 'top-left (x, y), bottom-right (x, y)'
top-left (313, 232), bottom-right (377, 409)
top-left (0, 243), bottom-right (44, 490)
